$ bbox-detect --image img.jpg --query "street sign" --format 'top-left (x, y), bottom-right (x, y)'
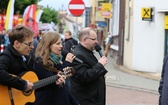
top-left (68, 0), bottom-right (85, 16)
top-left (102, 3), bottom-right (112, 11)
top-left (141, 7), bottom-right (153, 21)
top-left (141, 8), bottom-right (151, 18)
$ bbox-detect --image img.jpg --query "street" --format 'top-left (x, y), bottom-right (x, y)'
top-left (95, 51), bottom-right (160, 105)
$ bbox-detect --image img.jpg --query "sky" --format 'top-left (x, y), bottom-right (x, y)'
top-left (38, 0), bottom-right (90, 12)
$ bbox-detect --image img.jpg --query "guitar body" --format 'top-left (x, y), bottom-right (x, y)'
top-left (0, 85), bottom-right (11, 105)
top-left (0, 67), bottom-right (74, 105)
top-left (0, 71), bottom-right (38, 105)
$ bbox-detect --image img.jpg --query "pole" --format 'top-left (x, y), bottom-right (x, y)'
top-left (76, 16), bottom-right (78, 38)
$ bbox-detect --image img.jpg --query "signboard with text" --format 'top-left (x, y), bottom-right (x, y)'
top-left (102, 3), bottom-right (112, 11)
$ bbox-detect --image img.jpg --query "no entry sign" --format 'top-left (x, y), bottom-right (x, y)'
top-left (68, 0), bottom-right (85, 16)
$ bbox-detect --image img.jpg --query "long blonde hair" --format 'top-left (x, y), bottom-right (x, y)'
top-left (35, 31), bottom-right (60, 67)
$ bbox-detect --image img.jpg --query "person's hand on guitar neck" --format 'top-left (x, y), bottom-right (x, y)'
top-left (25, 80), bottom-right (33, 92)
top-left (56, 72), bottom-right (66, 86)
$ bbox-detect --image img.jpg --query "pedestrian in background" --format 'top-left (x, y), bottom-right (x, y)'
top-left (63, 30), bottom-right (78, 52)
top-left (33, 31), bottom-right (79, 105)
top-left (63, 30), bottom-right (78, 91)
top-left (70, 27), bottom-right (108, 105)
top-left (4, 29), bottom-right (11, 48)
top-left (0, 27), bottom-right (5, 53)
top-left (104, 32), bottom-right (113, 57)
top-left (159, 54), bottom-right (168, 105)
top-left (37, 30), bottom-right (43, 42)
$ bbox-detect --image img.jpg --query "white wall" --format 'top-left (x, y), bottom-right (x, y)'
top-left (123, 0), bottom-right (133, 71)
top-left (131, 0), bottom-right (168, 72)
top-left (112, 0), bottom-right (120, 36)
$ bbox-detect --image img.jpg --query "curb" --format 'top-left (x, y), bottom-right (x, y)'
top-left (106, 82), bottom-right (159, 95)
top-left (107, 55), bottom-right (161, 81)
top-left (118, 65), bottom-right (161, 81)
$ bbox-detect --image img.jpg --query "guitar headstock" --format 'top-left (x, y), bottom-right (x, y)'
top-left (63, 67), bottom-right (75, 78)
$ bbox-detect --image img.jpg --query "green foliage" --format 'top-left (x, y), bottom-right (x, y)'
top-left (40, 5), bottom-right (59, 25)
top-left (15, 0), bottom-right (38, 14)
top-left (0, 0), bottom-right (59, 25)
top-left (0, 0), bottom-right (39, 14)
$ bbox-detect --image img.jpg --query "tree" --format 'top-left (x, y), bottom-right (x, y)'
top-left (40, 5), bottom-right (59, 25)
top-left (0, 0), bottom-right (59, 25)
top-left (0, 0), bottom-right (40, 14)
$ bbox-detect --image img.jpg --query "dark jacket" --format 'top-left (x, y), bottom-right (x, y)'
top-left (159, 54), bottom-right (168, 105)
top-left (0, 34), bottom-right (5, 45)
top-left (0, 44), bottom-right (33, 91)
top-left (70, 44), bottom-right (108, 105)
top-left (33, 58), bottom-right (79, 105)
top-left (63, 38), bottom-right (78, 52)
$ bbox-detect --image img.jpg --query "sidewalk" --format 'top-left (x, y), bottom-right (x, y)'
top-left (101, 48), bottom-right (161, 81)
top-left (94, 51), bottom-right (160, 104)
top-left (104, 54), bottom-right (160, 105)
top-left (98, 52), bottom-right (160, 93)
top-left (106, 85), bottom-right (159, 105)
top-left (119, 65), bottom-right (161, 81)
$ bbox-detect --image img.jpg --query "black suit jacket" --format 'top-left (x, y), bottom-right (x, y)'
top-left (70, 43), bottom-right (108, 105)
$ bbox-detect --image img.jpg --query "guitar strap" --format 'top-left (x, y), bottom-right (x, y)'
top-left (8, 87), bottom-right (14, 105)
top-left (28, 55), bottom-right (60, 73)
top-left (35, 61), bottom-right (60, 73)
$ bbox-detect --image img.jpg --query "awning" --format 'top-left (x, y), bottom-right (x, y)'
top-left (158, 9), bottom-right (168, 13)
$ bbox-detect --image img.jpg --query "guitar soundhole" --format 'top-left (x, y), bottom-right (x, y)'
top-left (22, 90), bottom-right (32, 96)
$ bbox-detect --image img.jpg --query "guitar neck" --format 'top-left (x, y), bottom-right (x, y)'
top-left (32, 75), bottom-right (59, 90)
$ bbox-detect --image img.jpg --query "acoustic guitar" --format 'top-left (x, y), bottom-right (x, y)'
top-left (0, 67), bottom-right (74, 105)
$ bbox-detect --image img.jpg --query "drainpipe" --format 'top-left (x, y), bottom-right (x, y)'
top-left (126, 0), bottom-right (131, 41)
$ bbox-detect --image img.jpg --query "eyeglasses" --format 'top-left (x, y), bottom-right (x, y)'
top-left (86, 37), bottom-right (97, 41)
top-left (22, 42), bottom-right (34, 47)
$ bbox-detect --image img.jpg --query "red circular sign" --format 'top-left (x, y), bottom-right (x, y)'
top-left (68, 0), bottom-right (85, 16)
